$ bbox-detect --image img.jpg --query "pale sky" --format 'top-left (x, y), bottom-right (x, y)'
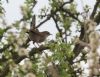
top-left (2, 0), bottom-right (25, 24)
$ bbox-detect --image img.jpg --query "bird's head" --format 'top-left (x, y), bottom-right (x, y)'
top-left (43, 31), bottom-right (51, 36)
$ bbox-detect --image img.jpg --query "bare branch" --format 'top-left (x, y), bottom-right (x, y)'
top-left (90, 1), bottom-right (100, 19)
top-left (36, 16), bottom-right (51, 28)
top-left (36, 0), bottom-right (74, 28)
top-left (61, 8), bottom-right (82, 24)
top-left (94, 12), bottom-right (100, 25)
top-left (52, 16), bottom-right (64, 42)
top-left (29, 45), bottom-right (50, 56)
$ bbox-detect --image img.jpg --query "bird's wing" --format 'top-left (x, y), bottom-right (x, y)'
top-left (29, 29), bottom-right (43, 36)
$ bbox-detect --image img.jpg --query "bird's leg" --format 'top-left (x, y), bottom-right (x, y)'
top-left (33, 42), bottom-right (41, 48)
top-left (33, 42), bottom-right (38, 48)
top-left (36, 43), bottom-right (41, 47)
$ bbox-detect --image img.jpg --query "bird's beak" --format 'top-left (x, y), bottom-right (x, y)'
top-left (49, 33), bottom-right (52, 35)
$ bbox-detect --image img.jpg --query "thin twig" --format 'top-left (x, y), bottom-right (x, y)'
top-left (36, 0), bottom-right (74, 28)
top-left (36, 16), bottom-right (51, 28)
top-left (52, 15), bottom-right (64, 42)
top-left (61, 8), bottom-right (82, 24)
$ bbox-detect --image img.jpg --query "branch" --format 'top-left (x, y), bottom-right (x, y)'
top-left (14, 55), bottom-right (27, 64)
top-left (29, 45), bottom-right (50, 56)
top-left (72, 26), bottom-right (85, 60)
top-left (12, 45), bottom-right (50, 63)
top-left (59, 0), bottom-right (74, 8)
top-left (36, 0), bottom-right (74, 28)
top-left (52, 16), bottom-right (64, 42)
top-left (61, 8), bottom-right (82, 24)
top-left (94, 12), bottom-right (100, 25)
top-left (36, 16), bottom-right (51, 28)
top-left (90, 1), bottom-right (100, 19)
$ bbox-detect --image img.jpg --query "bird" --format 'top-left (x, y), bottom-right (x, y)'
top-left (27, 29), bottom-right (51, 43)
top-left (27, 15), bottom-right (51, 44)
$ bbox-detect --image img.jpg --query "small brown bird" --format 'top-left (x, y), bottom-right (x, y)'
top-left (27, 29), bottom-right (51, 43)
